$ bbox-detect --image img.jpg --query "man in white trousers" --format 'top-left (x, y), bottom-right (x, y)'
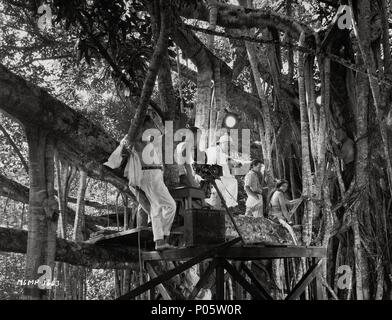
top-left (133, 115), bottom-right (177, 251)
top-left (205, 134), bottom-right (239, 209)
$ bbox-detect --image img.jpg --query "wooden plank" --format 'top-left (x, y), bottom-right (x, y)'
top-left (207, 272), bottom-right (230, 293)
top-left (142, 245), bottom-right (327, 261)
top-left (87, 227), bottom-right (154, 247)
top-left (145, 263), bottom-right (172, 300)
top-left (116, 238), bottom-right (241, 300)
top-left (170, 187), bottom-right (205, 199)
top-left (188, 260), bottom-right (217, 300)
top-left (313, 258), bottom-right (326, 300)
top-left (142, 245), bottom-right (216, 261)
top-left (240, 262), bottom-right (274, 300)
top-left (284, 258), bottom-right (291, 293)
top-left (252, 261), bottom-right (269, 276)
top-left (234, 262), bottom-right (244, 300)
top-left (221, 259), bottom-right (266, 300)
top-left (215, 259), bottom-right (225, 300)
top-left (285, 259), bottom-right (324, 300)
top-left (218, 246), bottom-right (327, 260)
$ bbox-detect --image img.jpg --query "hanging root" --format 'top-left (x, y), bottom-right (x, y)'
top-left (278, 218), bottom-right (298, 245)
top-left (206, 0), bottom-right (218, 49)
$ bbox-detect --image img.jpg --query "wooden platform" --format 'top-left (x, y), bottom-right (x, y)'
top-left (115, 237), bottom-right (328, 300)
top-left (86, 227), bottom-right (155, 249)
top-left (87, 227), bottom-right (326, 262)
top-left (86, 226), bottom-right (185, 249)
top-left (141, 243), bottom-right (327, 261)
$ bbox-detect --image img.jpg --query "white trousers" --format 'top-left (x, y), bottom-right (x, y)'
top-left (139, 169), bottom-right (176, 241)
top-left (245, 196), bottom-right (263, 218)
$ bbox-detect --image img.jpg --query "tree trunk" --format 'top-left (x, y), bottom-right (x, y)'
top-left (73, 170), bottom-right (88, 242)
top-left (298, 35), bottom-right (313, 246)
top-left (351, 27), bottom-right (372, 300)
top-left (55, 157), bottom-right (76, 300)
top-left (24, 126), bottom-right (58, 300)
top-left (126, 0), bottom-right (171, 145)
top-left (196, 61), bottom-right (213, 149)
top-left (243, 31), bottom-right (274, 182)
top-left (150, 1), bottom-right (180, 188)
top-left (70, 170), bottom-right (88, 299)
top-left (351, 0), bottom-right (392, 194)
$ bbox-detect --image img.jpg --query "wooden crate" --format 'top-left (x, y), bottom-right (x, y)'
top-left (184, 208), bottom-right (226, 247)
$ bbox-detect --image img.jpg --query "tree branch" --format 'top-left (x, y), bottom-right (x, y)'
top-left (0, 63), bottom-right (136, 203)
top-left (0, 173), bottom-right (124, 231)
top-left (0, 123), bottom-right (29, 173)
top-left (181, 23), bottom-right (392, 88)
top-left (0, 227), bottom-right (140, 270)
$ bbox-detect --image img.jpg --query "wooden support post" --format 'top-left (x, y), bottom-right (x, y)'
top-left (240, 262), bottom-right (274, 300)
top-left (116, 237), bottom-right (241, 300)
top-left (215, 259), bottom-right (225, 300)
top-left (188, 259), bottom-right (217, 300)
top-left (146, 263), bottom-right (172, 300)
top-left (146, 271), bottom-right (152, 300)
top-left (285, 259), bottom-right (323, 300)
top-left (313, 258), bottom-right (326, 300)
top-left (234, 262), bottom-right (243, 300)
top-left (221, 259), bottom-right (266, 300)
top-left (284, 258), bottom-right (291, 294)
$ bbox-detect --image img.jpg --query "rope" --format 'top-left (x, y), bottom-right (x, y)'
top-left (175, 44), bottom-right (185, 113)
top-left (21, 203), bottom-right (25, 229)
top-left (115, 191), bottom-right (120, 232)
top-left (137, 226), bottom-right (143, 298)
top-left (105, 182), bottom-right (109, 228)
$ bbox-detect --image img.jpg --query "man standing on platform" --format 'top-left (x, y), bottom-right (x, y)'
top-left (115, 115), bottom-right (176, 251)
top-left (136, 116), bottom-right (177, 251)
top-left (244, 159), bottom-right (265, 218)
top-left (205, 133), bottom-right (239, 209)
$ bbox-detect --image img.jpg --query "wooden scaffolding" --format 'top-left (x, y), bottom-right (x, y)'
top-left (91, 230), bottom-right (327, 300)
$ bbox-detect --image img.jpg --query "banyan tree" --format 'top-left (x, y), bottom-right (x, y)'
top-left (0, 0), bottom-right (391, 300)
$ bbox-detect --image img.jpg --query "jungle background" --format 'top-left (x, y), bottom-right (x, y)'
top-left (0, 0), bottom-right (392, 300)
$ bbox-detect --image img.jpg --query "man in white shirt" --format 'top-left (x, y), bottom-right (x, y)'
top-left (205, 134), bottom-right (238, 209)
top-left (130, 116), bottom-right (177, 251)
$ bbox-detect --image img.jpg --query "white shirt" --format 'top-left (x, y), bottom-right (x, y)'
top-left (206, 145), bottom-right (231, 177)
